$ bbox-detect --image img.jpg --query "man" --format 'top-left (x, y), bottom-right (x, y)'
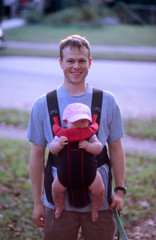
top-left (28, 35), bottom-right (126, 240)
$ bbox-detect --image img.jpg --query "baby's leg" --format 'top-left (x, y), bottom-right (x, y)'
top-left (88, 171), bottom-right (105, 222)
top-left (52, 174), bottom-right (65, 219)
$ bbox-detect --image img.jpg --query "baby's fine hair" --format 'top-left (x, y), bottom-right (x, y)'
top-left (59, 35), bottom-right (90, 60)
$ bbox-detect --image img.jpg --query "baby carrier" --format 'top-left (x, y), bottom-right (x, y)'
top-left (44, 88), bottom-right (112, 207)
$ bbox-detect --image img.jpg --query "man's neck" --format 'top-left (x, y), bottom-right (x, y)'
top-left (63, 83), bottom-right (88, 96)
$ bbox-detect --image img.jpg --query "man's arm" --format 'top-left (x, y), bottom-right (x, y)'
top-left (108, 139), bottom-right (126, 212)
top-left (29, 143), bottom-right (46, 227)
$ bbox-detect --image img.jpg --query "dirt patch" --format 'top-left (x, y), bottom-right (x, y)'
top-left (125, 212), bottom-right (156, 240)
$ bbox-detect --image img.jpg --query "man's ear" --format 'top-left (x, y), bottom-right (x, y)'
top-left (59, 58), bottom-right (63, 69)
top-left (89, 57), bottom-right (92, 68)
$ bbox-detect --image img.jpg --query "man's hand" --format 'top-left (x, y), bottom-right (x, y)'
top-left (33, 202), bottom-right (45, 228)
top-left (109, 191), bottom-right (124, 212)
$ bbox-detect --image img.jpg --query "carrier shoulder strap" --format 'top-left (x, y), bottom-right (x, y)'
top-left (91, 88), bottom-right (103, 127)
top-left (47, 89), bottom-right (61, 137)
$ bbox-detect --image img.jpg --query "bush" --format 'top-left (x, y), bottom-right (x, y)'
top-left (81, 5), bottom-right (97, 21)
top-left (43, 6), bottom-right (98, 25)
top-left (25, 10), bottom-right (43, 24)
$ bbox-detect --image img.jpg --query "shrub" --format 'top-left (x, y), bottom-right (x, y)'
top-left (24, 10), bottom-right (42, 24)
top-left (43, 6), bottom-right (98, 25)
top-left (43, 7), bottom-right (83, 25)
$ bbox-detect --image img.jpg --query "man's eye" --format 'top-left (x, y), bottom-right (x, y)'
top-left (67, 60), bottom-right (73, 63)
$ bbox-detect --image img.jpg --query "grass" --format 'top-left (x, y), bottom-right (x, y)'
top-left (0, 139), bottom-right (42, 240)
top-left (3, 24), bottom-right (156, 46)
top-left (0, 138), bottom-right (155, 239)
top-left (123, 117), bottom-right (156, 140)
top-left (123, 153), bottom-right (156, 225)
top-left (0, 109), bottom-right (30, 128)
top-left (0, 108), bottom-right (156, 140)
top-left (0, 47), bottom-right (59, 59)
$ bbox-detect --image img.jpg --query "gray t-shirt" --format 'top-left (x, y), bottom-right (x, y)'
top-left (27, 84), bottom-right (124, 212)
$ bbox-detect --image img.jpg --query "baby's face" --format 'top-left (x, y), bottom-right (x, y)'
top-left (67, 119), bottom-right (90, 129)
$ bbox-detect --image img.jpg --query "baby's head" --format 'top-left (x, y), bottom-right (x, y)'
top-left (63, 103), bottom-right (92, 129)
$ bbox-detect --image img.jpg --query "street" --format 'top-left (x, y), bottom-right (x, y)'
top-left (0, 56), bottom-right (156, 117)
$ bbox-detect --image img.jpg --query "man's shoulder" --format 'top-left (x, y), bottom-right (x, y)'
top-left (103, 90), bottom-right (116, 98)
top-left (92, 87), bottom-right (114, 95)
top-left (32, 94), bottom-right (47, 109)
top-left (92, 88), bottom-right (116, 101)
top-left (92, 89), bottom-right (118, 110)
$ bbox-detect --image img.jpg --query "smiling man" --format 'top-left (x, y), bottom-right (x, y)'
top-left (59, 38), bottom-right (92, 94)
top-left (28, 35), bottom-right (126, 240)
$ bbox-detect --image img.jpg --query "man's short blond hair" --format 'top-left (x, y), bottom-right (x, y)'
top-left (59, 35), bottom-right (90, 60)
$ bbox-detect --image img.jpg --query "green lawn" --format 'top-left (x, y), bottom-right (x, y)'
top-left (123, 117), bottom-right (156, 140)
top-left (0, 109), bottom-right (30, 128)
top-left (3, 24), bottom-right (156, 46)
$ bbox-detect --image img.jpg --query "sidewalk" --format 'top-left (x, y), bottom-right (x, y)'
top-left (1, 18), bottom-right (25, 30)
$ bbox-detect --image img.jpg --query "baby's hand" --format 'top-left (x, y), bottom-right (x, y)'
top-left (79, 140), bottom-right (88, 150)
top-left (59, 136), bottom-right (68, 146)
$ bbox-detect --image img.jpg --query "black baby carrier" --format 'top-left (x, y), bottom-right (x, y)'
top-left (44, 88), bottom-right (112, 207)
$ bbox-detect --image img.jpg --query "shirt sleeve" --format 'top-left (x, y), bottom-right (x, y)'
top-left (107, 95), bottom-right (124, 144)
top-left (27, 98), bottom-right (47, 147)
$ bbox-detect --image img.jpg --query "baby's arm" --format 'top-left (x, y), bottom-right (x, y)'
top-left (79, 136), bottom-right (102, 155)
top-left (49, 136), bottom-right (68, 154)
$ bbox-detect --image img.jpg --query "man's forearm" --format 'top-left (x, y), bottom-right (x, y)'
top-left (29, 144), bottom-right (46, 204)
top-left (108, 139), bottom-right (126, 211)
top-left (108, 139), bottom-right (125, 187)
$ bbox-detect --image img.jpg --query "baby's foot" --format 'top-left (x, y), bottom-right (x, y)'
top-left (91, 210), bottom-right (98, 223)
top-left (55, 205), bottom-right (64, 219)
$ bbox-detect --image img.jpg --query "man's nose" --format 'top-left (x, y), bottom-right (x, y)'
top-left (73, 61), bottom-right (80, 68)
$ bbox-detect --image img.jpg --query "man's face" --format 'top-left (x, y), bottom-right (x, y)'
top-left (59, 46), bottom-right (92, 85)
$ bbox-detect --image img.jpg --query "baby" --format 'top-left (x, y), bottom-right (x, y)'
top-left (50, 103), bottom-right (105, 222)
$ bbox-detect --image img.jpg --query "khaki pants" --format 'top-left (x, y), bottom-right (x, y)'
top-left (43, 207), bottom-right (115, 240)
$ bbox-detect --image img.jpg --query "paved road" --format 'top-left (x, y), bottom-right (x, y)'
top-left (0, 56), bottom-right (156, 118)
